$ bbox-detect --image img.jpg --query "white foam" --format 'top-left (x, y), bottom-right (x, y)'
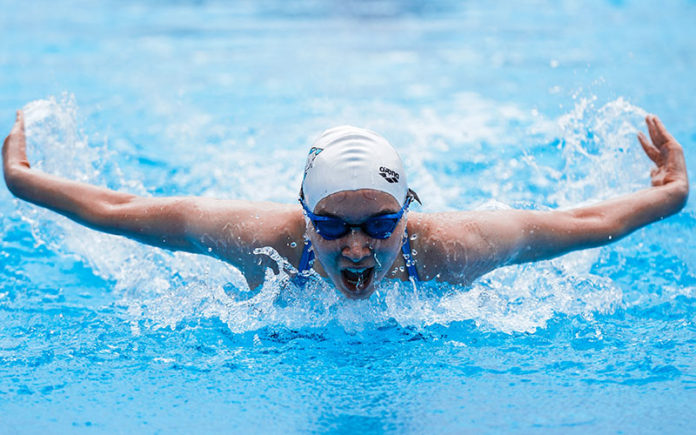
top-left (15, 93), bottom-right (658, 334)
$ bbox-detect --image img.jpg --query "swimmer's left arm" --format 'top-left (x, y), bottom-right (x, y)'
top-left (509, 114), bottom-right (688, 264)
top-left (417, 115), bottom-right (688, 283)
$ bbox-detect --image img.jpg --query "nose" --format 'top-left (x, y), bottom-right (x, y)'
top-left (341, 229), bottom-right (372, 262)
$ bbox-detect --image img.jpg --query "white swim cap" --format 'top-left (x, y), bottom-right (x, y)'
top-left (300, 125), bottom-right (410, 211)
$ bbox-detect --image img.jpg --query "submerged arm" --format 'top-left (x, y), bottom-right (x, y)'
top-left (419, 115), bottom-right (689, 283)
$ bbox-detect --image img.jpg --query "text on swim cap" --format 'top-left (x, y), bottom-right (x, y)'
top-left (379, 166), bottom-right (400, 183)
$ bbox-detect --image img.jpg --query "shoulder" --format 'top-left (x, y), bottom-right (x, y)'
top-left (182, 197), bottom-right (306, 264)
top-left (406, 210), bottom-right (521, 284)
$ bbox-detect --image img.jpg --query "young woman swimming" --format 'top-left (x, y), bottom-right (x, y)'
top-left (2, 111), bottom-right (689, 299)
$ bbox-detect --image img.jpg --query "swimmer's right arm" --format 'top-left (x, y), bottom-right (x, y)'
top-left (3, 111), bottom-right (303, 284)
top-left (2, 111), bottom-right (195, 250)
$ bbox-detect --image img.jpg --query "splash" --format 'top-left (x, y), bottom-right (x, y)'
top-left (14, 93), bottom-right (657, 335)
top-left (552, 96), bottom-right (650, 207)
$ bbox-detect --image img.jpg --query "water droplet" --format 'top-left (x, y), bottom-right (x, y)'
top-left (399, 266), bottom-right (405, 272)
top-left (290, 242), bottom-right (297, 248)
top-left (207, 247), bottom-right (212, 253)
top-left (411, 249), bottom-right (417, 256)
top-left (410, 233), bottom-right (417, 241)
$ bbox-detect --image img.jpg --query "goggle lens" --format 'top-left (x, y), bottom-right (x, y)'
top-left (314, 217), bottom-right (399, 240)
top-left (300, 196), bottom-right (412, 241)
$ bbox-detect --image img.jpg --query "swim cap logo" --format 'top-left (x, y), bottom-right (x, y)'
top-left (379, 166), bottom-right (399, 183)
top-left (304, 147), bottom-right (323, 175)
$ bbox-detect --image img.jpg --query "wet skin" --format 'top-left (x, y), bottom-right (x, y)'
top-left (305, 189), bottom-right (407, 299)
top-left (3, 111), bottom-right (689, 299)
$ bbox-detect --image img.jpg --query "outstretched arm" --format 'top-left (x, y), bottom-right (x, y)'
top-left (514, 114), bottom-right (688, 262)
top-left (417, 115), bottom-right (689, 283)
top-left (3, 110), bottom-right (200, 251)
top-left (3, 110), bottom-right (304, 285)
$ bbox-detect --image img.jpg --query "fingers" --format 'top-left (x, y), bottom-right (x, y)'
top-left (645, 114), bottom-right (676, 149)
top-left (638, 131), bottom-right (661, 164)
top-left (646, 115), bottom-right (663, 147)
top-left (650, 115), bottom-right (676, 145)
top-left (11, 110), bottom-right (25, 134)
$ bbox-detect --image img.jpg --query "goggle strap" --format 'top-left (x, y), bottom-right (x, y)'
top-left (407, 188), bottom-right (421, 206)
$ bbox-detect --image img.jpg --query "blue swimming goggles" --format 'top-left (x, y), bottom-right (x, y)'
top-left (299, 192), bottom-right (417, 241)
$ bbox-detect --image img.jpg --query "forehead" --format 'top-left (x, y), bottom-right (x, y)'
top-left (314, 189), bottom-right (400, 218)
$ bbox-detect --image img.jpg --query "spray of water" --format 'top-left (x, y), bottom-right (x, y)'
top-left (14, 93), bottom-right (657, 334)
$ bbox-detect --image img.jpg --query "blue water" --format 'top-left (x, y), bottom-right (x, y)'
top-left (1, 0), bottom-right (695, 432)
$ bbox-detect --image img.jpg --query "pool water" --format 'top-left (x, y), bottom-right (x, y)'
top-left (1, 0), bottom-right (695, 432)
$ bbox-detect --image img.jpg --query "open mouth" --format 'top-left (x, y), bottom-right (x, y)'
top-left (341, 267), bottom-right (375, 294)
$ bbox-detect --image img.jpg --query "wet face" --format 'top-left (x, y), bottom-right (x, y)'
top-left (306, 189), bottom-right (407, 299)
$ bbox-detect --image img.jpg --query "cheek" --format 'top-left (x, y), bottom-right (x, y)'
top-left (375, 232), bottom-right (405, 267)
top-left (379, 241), bottom-right (401, 263)
top-left (387, 222), bottom-right (408, 254)
top-left (305, 225), bottom-right (324, 251)
top-left (306, 231), bottom-right (340, 266)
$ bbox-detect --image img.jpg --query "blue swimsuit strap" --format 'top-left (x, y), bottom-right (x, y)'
top-left (400, 233), bottom-right (420, 282)
top-left (293, 240), bottom-right (315, 287)
top-left (297, 240), bottom-right (315, 275)
top-left (295, 232), bottom-right (420, 284)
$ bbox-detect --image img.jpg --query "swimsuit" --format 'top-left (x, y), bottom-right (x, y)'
top-left (294, 231), bottom-right (420, 287)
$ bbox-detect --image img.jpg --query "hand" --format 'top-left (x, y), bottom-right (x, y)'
top-left (2, 110), bottom-right (31, 175)
top-left (637, 115), bottom-right (688, 190)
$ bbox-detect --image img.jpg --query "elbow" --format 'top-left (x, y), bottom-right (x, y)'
top-left (566, 209), bottom-right (610, 232)
top-left (86, 196), bottom-right (139, 231)
top-left (96, 197), bottom-right (189, 240)
top-left (563, 209), bottom-right (622, 247)
top-left (82, 201), bottom-right (119, 230)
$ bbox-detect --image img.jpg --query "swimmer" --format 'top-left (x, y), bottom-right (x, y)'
top-left (2, 111), bottom-right (689, 299)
